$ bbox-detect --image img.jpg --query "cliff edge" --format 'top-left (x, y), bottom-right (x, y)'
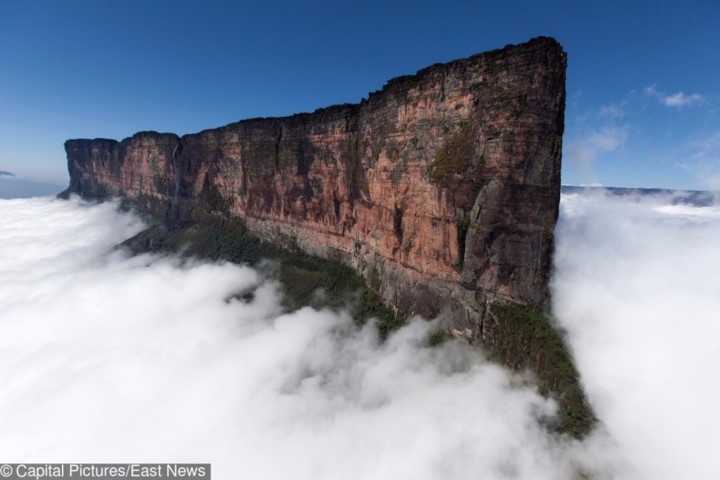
top-left (62, 37), bottom-right (594, 436)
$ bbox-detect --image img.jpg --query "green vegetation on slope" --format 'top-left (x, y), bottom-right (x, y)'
top-left (488, 303), bottom-right (597, 438)
top-left (427, 119), bottom-right (478, 191)
top-left (122, 218), bottom-right (595, 438)
top-left (120, 219), bottom-right (403, 339)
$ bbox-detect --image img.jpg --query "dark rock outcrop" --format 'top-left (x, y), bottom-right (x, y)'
top-left (62, 37), bottom-right (594, 435)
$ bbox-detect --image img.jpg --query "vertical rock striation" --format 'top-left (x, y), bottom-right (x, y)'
top-left (62, 37), bottom-right (589, 433)
top-left (64, 37), bottom-right (564, 323)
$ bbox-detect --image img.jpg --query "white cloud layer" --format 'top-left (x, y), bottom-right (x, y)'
top-left (553, 190), bottom-right (720, 480)
top-left (2, 193), bottom-right (720, 479)
top-left (0, 197), bottom-right (613, 479)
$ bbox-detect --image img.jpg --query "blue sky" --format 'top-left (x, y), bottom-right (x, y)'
top-left (1, 0), bottom-right (718, 190)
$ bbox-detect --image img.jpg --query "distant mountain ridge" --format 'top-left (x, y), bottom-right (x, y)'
top-left (562, 185), bottom-right (718, 206)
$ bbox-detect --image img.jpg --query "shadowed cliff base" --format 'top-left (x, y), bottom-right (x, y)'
top-left (119, 219), bottom-right (404, 340)
top-left (119, 217), bottom-right (596, 438)
top-left (62, 36), bottom-right (596, 437)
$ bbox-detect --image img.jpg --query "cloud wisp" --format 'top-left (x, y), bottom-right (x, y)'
top-left (0, 197), bottom-right (614, 479)
top-left (644, 85), bottom-right (705, 108)
top-left (599, 102), bottom-right (626, 119)
top-left (677, 130), bottom-right (720, 190)
top-left (566, 126), bottom-right (628, 185)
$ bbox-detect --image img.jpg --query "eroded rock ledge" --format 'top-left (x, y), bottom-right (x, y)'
top-left (62, 37), bottom-right (594, 436)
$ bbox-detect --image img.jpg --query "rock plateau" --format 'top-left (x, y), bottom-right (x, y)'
top-left (62, 37), bottom-right (594, 436)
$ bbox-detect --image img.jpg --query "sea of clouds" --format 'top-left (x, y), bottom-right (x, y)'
top-left (553, 190), bottom-right (720, 480)
top-left (0, 192), bottom-right (718, 479)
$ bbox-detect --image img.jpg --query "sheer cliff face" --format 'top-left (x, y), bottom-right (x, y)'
top-left (64, 37), bottom-right (566, 333)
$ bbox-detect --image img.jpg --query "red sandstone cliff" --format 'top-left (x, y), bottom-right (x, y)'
top-left (63, 37), bottom-right (566, 338)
